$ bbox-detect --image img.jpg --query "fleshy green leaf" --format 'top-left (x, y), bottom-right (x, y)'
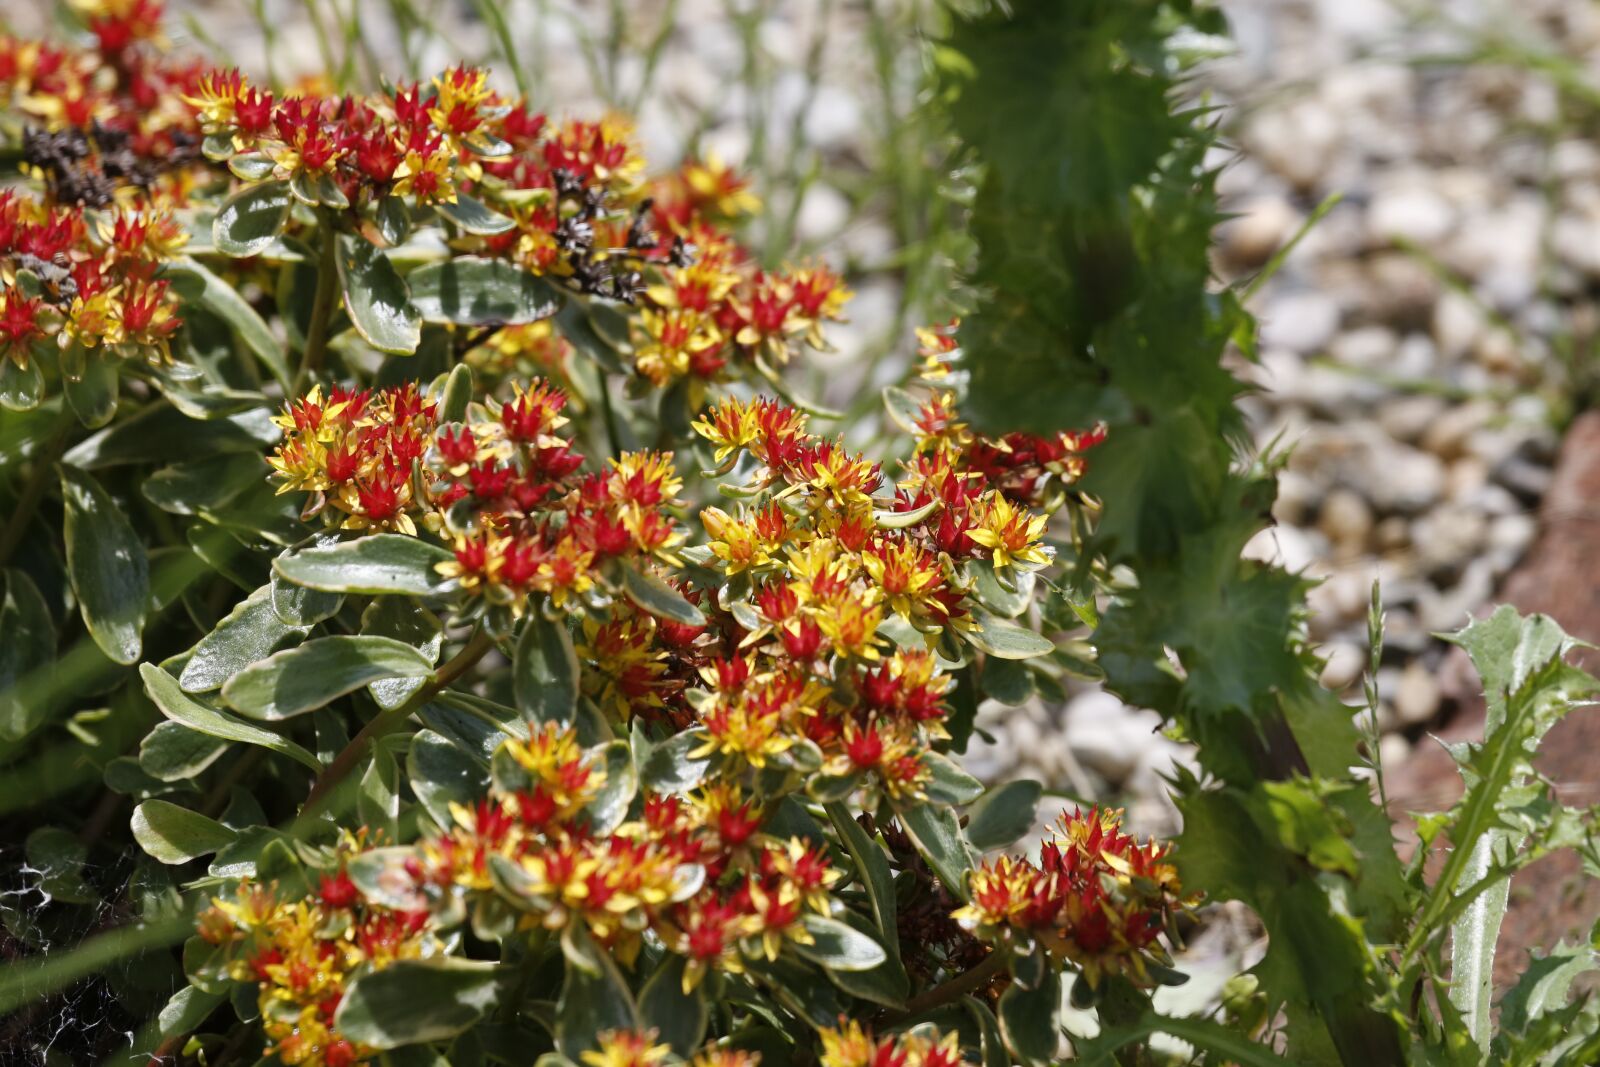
top-left (637, 956), bottom-right (707, 1056)
top-left (434, 195), bottom-right (517, 235)
top-left (621, 567), bottom-right (704, 627)
top-left (0, 568), bottom-right (55, 740)
top-left (794, 914), bottom-right (888, 972)
top-left (361, 596), bottom-right (444, 709)
top-left (221, 635), bottom-right (434, 720)
top-left (964, 610), bottom-right (1054, 660)
top-left (179, 583), bottom-right (311, 693)
top-left (336, 958), bottom-right (502, 1049)
top-left (0, 352), bottom-right (45, 410)
top-left (61, 464), bottom-right (149, 665)
top-left (131, 799), bottom-right (238, 864)
top-left (408, 729), bottom-right (489, 827)
top-left (998, 969), bottom-right (1060, 1064)
top-left (898, 802), bottom-right (974, 901)
top-left (407, 256), bottom-right (559, 325)
top-left (555, 925), bottom-right (640, 1059)
top-left (138, 721), bottom-right (228, 781)
top-left (140, 662), bottom-right (323, 772)
top-left (273, 534), bottom-right (454, 596)
top-left (923, 751), bottom-right (986, 806)
top-left (339, 235), bottom-right (421, 355)
top-left (965, 780), bottom-right (1043, 851)
top-left (638, 729), bottom-right (712, 793)
top-left (164, 256), bottom-right (291, 390)
top-left (580, 740), bottom-right (636, 836)
top-left (515, 613), bottom-right (579, 725)
top-left (213, 180), bottom-right (292, 257)
top-left (63, 346), bottom-right (118, 429)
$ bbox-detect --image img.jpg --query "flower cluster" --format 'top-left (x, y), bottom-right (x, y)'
top-left (395, 722), bottom-right (843, 988)
top-left (580, 1029), bottom-right (760, 1067)
top-left (267, 377), bottom-right (686, 622)
top-left (953, 807), bottom-right (1191, 987)
top-left (632, 162), bottom-right (850, 386)
top-left (2, 5), bottom-right (208, 206)
top-left (0, 191), bottom-right (186, 402)
top-left (817, 1020), bottom-right (962, 1067)
top-left (196, 870), bottom-right (436, 1067)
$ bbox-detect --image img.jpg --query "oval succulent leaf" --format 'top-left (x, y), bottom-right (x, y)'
top-left (60, 464), bottom-right (149, 666)
top-left (220, 635), bottom-right (434, 721)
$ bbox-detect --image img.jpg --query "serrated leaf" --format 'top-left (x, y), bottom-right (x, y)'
top-left (339, 235), bottom-right (421, 355)
top-left (61, 464), bottom-right (148, 665)
top-left (336, 958), bottom-right (502, 1049)
top-left (965, 780), bottom-right (1043, 851)
top-left (221, 635), bottom-right (433, 720)
top-left (179, 584), bottom-right (311, 693)
top-left (131, 799), bottom-right (238, 863)
top-left (273, 534), bottom-right (453, 596)
top-left (141, 662), bottom-right (323, 772)
top-left (621, 567), bottom-right (704, 626)
top-left (213, 180), bottom-right (292, 257)
top-left (515, 613), bottom-right (579, 725)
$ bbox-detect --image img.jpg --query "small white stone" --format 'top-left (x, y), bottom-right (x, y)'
top-left (1369, 184), bottom-right (1456, 245)
top-left (1319, 642), bottom-right (1367, 691)
top-left (1259, 291), bottom-right (1342, 354)
top-left (1393, 662), bottom-right (1441, 725)
top-left (1318, 488), bottom-right (1374, 555)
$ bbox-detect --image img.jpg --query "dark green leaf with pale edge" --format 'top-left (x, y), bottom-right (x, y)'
top-left (140, 663), bottom-right (322, 772)
top-left (440, 363), bottom-right (473, 423)
top-left (274, 534), bottom-right (454, 596)
top-left (407, 256), bottom-right (559, 325)
top-left (622, 566), bottom-right (704, 626)
top-left (139, 721), bottom-right (228, 781)
top-left (967, 998), bottom-right (1010, 1067)
top-left (825, 802), bottom-right (902, 967)
top-left (435, 195), bottom-right (517, 235)
top-left (1072, 1010), bottom-right (1298, 1067)
top-left (143, 454), bottom-right (264, 515)
top-left (898, 802), bottom-right (974, 901)
top-left (638, 956), bottom-right (707, 1056)
top-left (63, 403), bottom-right (279, 469)
top-left (639, 730), bottom-right (712, 793)
top-left (515, 614), bottom-right (580, 725)
top-left (964, 610), bottom-right (1054, 660)
top-left (923, 751), bottom-right (986, 805)
top-left (179, 584), bottom-right (311, 693)
top-left (581, 740), bottom-right (637, 836)
top-left (60, 464), bottom-right (148, 665)
top-left (408, 729), bottom-right (489, 826)
top-left (965, 780), bottom-right (1043, 851)
top-left (998, 969), bottom-right (1059, 1064)
top-left (64, 347), bottom-right (118, 428)
top-left (794, 914), bottom-right (888, 971)
top-left (164, 257), bottom-right (290, 389)
top-left (0, 568), bottom-right (55, 740)
top-left (0, 353), bottom-right (44, 410)
top-left (339, 235), bottom-right (421, 354)
top-left (156, 985), bottom-right (226, 1042)
top-left (213, 180), bottom-right (292, 257)
top-left (336, 958), bottom-right (502, 1049)
top-left (221, 636), bottom-right (433, 720)
top-left (819, 910), bottom-right (909, 1007)
top-left (555, 925), bottom-right (639, 1059)
top-left (131, 799), bottom-right (238, 864)
top-left (361, 597), bottom-right (443, 709)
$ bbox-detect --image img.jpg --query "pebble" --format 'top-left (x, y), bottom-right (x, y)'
top-left (1393, 661), bottom-right (1442, 725)
top-left (1318, 488), bottom-right (1374, 555)
top-left (1260, 291), bottom-right (1342, 353)
top-left (1319, 642), bottom-right (1367, 691)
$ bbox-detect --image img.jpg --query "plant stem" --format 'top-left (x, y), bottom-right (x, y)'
top-left (299, 626), bottom-right (496, 818)
top-left (597, 372), bottom-right (623, 457)
top-left (0, 425), bottom-right (68, 566)
top-left (886, 949), bottom-right (1005, 1021)
top-left (296, 220), bottom-right (341, 392)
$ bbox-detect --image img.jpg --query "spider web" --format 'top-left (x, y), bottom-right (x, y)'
top-left (0, 842), bottom-right (187, 1067)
